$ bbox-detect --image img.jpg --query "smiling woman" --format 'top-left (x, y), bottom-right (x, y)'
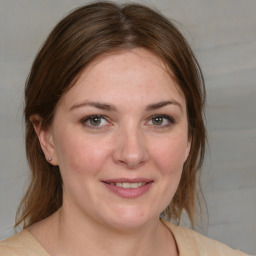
top-left (0, 2), bottom-right (248, 256)
top-left (32, 48), bottom-right (190, 233)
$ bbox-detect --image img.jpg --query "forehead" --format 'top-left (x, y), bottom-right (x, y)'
top-left (80, 48), bottom-right (176, 84)
top-left (59, 48), bottom-right (186, 109)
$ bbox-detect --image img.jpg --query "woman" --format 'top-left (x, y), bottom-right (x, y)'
top-left (0, 2), bottom-right (248, 255)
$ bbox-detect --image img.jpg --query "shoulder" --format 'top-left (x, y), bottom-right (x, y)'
top-left (161, 219), bottom-right (249, 256)
top-left (0, 230), bottom-right (49, 256)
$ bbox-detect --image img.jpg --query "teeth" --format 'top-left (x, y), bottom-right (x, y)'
top-left (114, 182), bottom-right (145, 189)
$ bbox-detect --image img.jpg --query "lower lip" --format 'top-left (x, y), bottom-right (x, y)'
top-left (102, 182), bottom-right (153, 199)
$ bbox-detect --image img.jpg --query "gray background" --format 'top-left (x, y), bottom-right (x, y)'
top-left (0, 0), bottom-right (255, 254)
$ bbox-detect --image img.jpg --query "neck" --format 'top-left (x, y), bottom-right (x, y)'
top-left (59, 209), bottom-right (172, 256)
top-left (29, 208), bottom-right (178, 256)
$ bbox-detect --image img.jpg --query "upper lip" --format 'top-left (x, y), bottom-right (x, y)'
top-left (102, 178), bottom-right (154, 183)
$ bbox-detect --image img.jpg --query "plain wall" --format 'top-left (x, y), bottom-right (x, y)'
top-left (0, 0), bottom-right (255, 254)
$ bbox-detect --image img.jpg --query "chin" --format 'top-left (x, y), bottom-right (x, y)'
top-left (100, 206), bottom-right (158, 231)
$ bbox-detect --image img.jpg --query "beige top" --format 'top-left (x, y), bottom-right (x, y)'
top-left (0, 220), bottom-right (248, 256)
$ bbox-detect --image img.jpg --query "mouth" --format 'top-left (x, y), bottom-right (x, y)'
top-left (108, 182), bottom-right (147, 189)
top-left (101, 179), bottom-right (154, 199)
top-left (102, 178), bottom-right (153, 187)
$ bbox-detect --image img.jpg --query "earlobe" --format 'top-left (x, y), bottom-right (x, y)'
top-left (30, 114), bottom-right (58, 166)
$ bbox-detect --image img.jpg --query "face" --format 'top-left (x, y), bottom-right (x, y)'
top-left (37, 48), bottom-right (190, 231)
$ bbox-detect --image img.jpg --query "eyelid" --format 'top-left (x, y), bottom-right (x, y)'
top-left (146, 114), bottom-right (175, 126)
top-left (82, 114), bottom-right (103, 122)
top-left (81, 114), bottom-right (111, 129)
top-left (80, 114), bottom-right (175, 130)
top-left (154, 114), bottom-right (175, 122)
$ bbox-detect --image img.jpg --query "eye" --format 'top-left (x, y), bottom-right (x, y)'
top-left (147, 115), bottom-right (175, 127)
top-left (81, 115), bottom-right (110, 128)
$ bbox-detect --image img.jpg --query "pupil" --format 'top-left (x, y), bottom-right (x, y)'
top-left (153, 117), bottom-right (163, 125)
top-left (90, 117), bottom-right (101, 126)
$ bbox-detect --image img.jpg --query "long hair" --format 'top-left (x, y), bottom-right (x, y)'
top-left (16, 1), bottom-right (206, 228)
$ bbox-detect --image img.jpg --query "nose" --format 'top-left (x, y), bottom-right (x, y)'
top-left (112, 126), bottom-right (149, 169)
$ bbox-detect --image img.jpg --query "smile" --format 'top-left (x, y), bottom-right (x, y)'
top-left (102, 179), bottom-right (154, 199)
top-left (109, 182), bottom-right (146, 189)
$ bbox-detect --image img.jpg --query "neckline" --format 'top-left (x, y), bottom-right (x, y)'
top-left (19, 229), bottom-right (50, 255)
top-left (23, 219), bottom-right (186, 256)
top-left (160, 219), bottom-right (196, 256)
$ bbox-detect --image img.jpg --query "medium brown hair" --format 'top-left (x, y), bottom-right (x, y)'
top-left (16, 1), bottom-right (206, 228)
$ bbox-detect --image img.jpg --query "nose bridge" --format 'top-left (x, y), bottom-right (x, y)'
top-left (114, 121), bottom-right (148, 168)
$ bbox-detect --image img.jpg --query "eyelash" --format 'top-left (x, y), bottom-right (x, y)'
top-left (147, 114), bottom-right (175, 128)
top-left (81, 115), bottom-right (110, 129)
top-left (81, 114), bottom-right (175, 129)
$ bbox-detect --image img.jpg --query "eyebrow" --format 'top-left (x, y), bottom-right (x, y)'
top-left (69, 101), bottom-right (117, 112)
top-left (69, 100), bottom-right (182, 112)
top-left (145, 100), bottom-right (182, 112)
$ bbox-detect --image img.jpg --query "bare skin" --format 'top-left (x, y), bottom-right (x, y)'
top-left (30, 48), bottom-right (189, 256)
top-left (29, 209), bottom-right (178, 256)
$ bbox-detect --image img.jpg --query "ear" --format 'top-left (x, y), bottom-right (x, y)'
top-left (30, 114), bottom-right (58, 166)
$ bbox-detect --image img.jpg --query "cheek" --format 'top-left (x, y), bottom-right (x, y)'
top-left (151, 134), bottom-right (189, 173)
top-left (54, 131), bottom-right (112, 176)
top-left (147, 135), bottom-right (188, 213)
